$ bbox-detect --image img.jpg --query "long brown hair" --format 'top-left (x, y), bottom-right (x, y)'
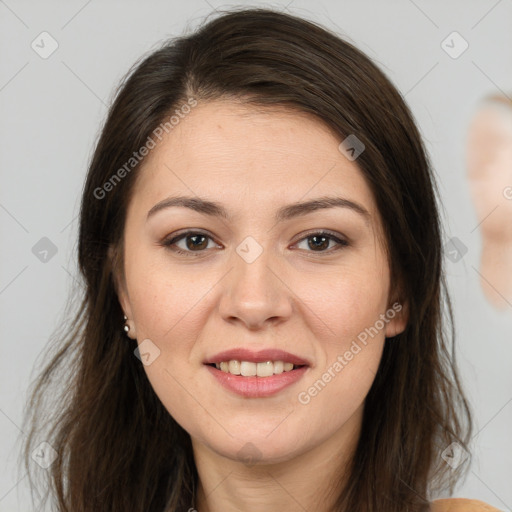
top-left (20, 7), bottom-right (472, 511)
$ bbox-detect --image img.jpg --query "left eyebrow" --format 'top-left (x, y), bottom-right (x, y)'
top-left (146, 195), bottom-right (371, 225)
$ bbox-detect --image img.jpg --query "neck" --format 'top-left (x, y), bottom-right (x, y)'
top-left (192, 403), bottom-right (363, 512)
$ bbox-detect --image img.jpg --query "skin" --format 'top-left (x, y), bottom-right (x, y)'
top-left (431, 499), bottom-right (503, 512)
top-left (114, 98), bottom-right (409, 511)
top-left (466, 98), bottom-right (512, 310)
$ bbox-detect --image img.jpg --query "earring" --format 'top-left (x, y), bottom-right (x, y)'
top-left (123, 315), bottom-right (130, 334)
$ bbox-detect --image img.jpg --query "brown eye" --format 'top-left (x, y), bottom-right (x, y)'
top-left (295, 231), bottom-right (349, 253)
top-left (307, 234), bottom-right (330, 251)
top-left (162, 231), bottom-right (216, 256)
top-left (183, 234), bottom-right (209, 251)
top-left (162, 229), bottom-right (348, 257)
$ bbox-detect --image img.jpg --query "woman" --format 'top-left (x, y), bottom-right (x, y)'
top-left (21, 7), bottom-right (500, 512)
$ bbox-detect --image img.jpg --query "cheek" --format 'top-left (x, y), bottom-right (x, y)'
top-left (297, 335), bottom-right (385, 449)
top-left (296, 259), bottom-right (390, 343)
top-left (125, 244), bottom-right (391, 374)
top-left (301, 272), bottom-right (388, 386)
top-left (122, 239), bottom-right (391, 443)
top-left (293, 266), bottom-right (389, 430)
top-left (123, 260), bottom-right (209, 429)
top-left (124, 242), bottom-right (206, 339)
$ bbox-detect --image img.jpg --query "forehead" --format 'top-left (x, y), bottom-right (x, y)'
top-left (169, 99), bottom-right (341, 161)
top-left (129, 99), bottom-right (380, 225)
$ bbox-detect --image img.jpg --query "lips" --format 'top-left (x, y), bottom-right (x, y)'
top-left (205, 362), bottom-right (309, 398)
top-left (203, 348), bottom-right (311, 367)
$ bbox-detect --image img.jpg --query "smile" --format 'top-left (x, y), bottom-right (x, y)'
top-left (205, 363), bottom-right (309, 398)
top-left (210, 360), bottom-right (304, 377)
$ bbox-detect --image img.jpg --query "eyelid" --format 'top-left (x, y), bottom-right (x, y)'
top-left (294, 228), bottom-right (348, 244)
top-left (292, 229), bottom-right (349, 254)
top-left (161, 229), bottom-right (219, 251)
top-left (161, 228), bottom-right (349, 256)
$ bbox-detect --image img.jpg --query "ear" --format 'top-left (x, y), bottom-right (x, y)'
top-left (108, 244), bottom-right (136, 338)
top-left (384, 298), bottom-right (409, 338)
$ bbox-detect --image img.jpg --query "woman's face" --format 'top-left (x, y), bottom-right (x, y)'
top-left (116, 99), bottom-right (407, 465)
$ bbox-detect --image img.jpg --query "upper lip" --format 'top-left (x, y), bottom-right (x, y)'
top-left (204, 348), bottom-right (310, 366)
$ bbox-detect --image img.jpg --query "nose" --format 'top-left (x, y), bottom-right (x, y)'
top-left (218, 243), bottom-right (293, 330)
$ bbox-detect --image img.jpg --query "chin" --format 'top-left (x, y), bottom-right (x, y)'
top-left (212, 431), bottom-right (310, 466)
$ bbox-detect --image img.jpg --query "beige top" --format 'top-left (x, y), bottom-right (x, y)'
top-left (431, 498), bottom-right (503, 511)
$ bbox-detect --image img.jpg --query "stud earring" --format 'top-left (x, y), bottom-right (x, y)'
top-left (123, 315), bottom-right (130, 334)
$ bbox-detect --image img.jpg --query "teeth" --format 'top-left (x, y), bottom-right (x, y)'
top-left (214, 360), bottom-right (298, 376)
top-left (241, 361), bottom-right (257, 376)
top-left (228, 360), bottom-right (241, 375)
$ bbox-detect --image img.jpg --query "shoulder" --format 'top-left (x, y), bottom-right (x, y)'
top-left (431, 498), bottom-right (503, 512)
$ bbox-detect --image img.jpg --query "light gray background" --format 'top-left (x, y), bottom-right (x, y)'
top-left (1, 0), bottom-right (511, 510)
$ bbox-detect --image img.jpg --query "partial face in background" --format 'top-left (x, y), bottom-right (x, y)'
top-left (467, 99), bottom-right (512, 241)
top-left (115, 99), bottom-right (407, 465)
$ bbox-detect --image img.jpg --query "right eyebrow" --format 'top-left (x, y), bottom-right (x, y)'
top-left (146, 195), bottom-right (371, 226)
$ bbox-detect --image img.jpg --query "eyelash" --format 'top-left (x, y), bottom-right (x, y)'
top-left (160, 230), bottom-right (349, 257)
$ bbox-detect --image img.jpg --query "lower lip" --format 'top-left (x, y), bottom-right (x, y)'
top-left (205, 364), bottom-right (309, 398)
